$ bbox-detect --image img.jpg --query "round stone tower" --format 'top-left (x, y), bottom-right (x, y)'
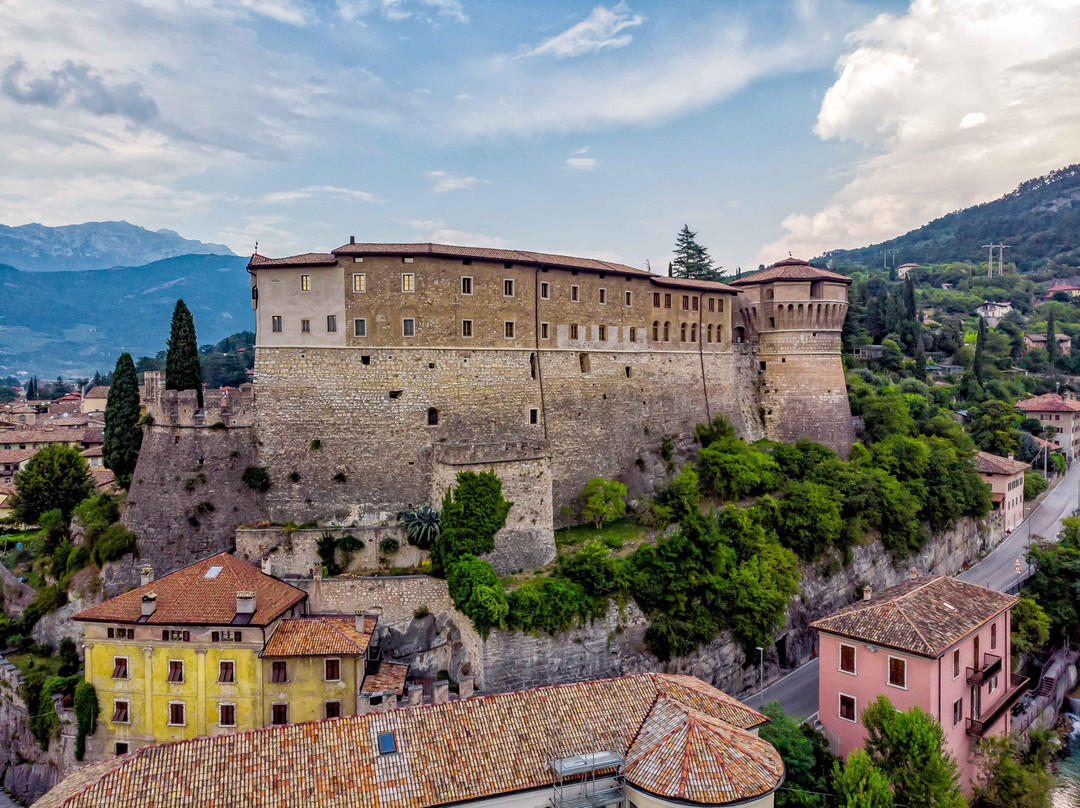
top-left (729, 258), bottom-right (854, 456)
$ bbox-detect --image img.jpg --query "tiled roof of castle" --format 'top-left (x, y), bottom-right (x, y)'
top-left (361, 662), bottom-right (409, 695)
top-left (73, 552), bottom-right (305, 627)
top-left (810, 576), bottom-right (1016, 658)
top-left (261, 617), bottom-right (373, 657)
top-left (1016, 393), bottom-right (1080, 413)
top-left (32, 674), bottom-right (780, 808)
top-left (248, 252), bottom-right (338, 268)
top-left (728, 257), bottom-right (851, 285)
top-left (973, 451), bottom-right (1030, 476)
top-left (648, 274), bottom-right (740, 292)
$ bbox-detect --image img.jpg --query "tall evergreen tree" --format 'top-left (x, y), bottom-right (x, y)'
top-left (671, 225), bottom-right (720, 280)
top-left (166, 300), bottom-right (203, 408)
top-left (26, 377), bottom-right (36, 399)
top-left (973, 315), bottom-right (988, 381)
top-left (1046, 312), bottom-right (1060, 367)
top-left (103, 353), bottom-right (143, 487)
top-left (903, 274), bottom-right (917, 321)
top-left (915, 342), bottom-right (928, 382)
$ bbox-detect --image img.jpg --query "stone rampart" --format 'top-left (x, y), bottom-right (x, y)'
top-left (236, 526), bottom-right (423, 574)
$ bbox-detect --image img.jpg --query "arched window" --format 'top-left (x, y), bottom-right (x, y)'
top-left (680, 323), bottom-right (687, 342)
top-left (427, 407), bottom-right (439, 425)
top-left (691, 323), bottom-right (697, 342)
top-left (707, 324), bottom-right (713, 343)
top-left (652, 321), bottom-right (659, 341)
top-left (663, 321), bottom-right (670, 341)
top-left (629, 326), bottom-right (637, 342)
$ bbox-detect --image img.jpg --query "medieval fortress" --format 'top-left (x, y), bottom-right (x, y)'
top-left (126, 242), bottom-right (854, 574)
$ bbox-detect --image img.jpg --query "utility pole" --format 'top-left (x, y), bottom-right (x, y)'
top-left (983, 244), bottom-right (996, 278)
top-left (999, 244), bottom-right (1010, 275)
top-left (756, 646), bottom-right (764, 707)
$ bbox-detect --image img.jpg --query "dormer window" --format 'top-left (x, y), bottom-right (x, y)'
top-left (378, 732), bottom-right (397, 754)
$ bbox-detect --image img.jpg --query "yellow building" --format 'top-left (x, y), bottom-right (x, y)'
top-left (74, 552), bottom-right (384, 759)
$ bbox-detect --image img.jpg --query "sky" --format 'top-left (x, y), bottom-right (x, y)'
top-left (1, 0), bottom-right (1079, 272)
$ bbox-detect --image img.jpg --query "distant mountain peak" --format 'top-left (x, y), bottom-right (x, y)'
top-left (0, 220), bottom-right (235, 271)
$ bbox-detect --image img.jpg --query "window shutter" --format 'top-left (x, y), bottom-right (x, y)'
top-left (183, 631), bottom-right (190, 642)
top-left (235, 632), bottom-right (242, 642)
top-left (212, 632), bottom-right (219, 642)
top-left (162, 630), bottom-right (169, 641)
top-left (128, 629), bottom-right (135, 639)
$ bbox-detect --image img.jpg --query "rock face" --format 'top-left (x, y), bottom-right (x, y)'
top-left (1, 563), bottom-right (36, 618)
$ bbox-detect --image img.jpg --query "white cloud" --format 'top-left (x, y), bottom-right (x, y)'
top-left (566, 157), bottom-right (597, 170)
top-left (761, 0), bottom-right (1080, 263)
top-left (405, 218), bottom-right (507, 247)
top-left (260, 185), bottom-right (382, 203)
top-left (521, 2), bottom-right (643, 59)
top-left (426, 169), bottom-right (482, 193)
top-left (341, 0), bottom-right (467, 24)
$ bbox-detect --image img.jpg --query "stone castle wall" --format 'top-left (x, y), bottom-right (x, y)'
top-left (235, 526), bottom-right (423, 573)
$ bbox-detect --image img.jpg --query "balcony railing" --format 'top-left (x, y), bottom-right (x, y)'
top-left (966, 673), bottom-right (1031, 737)
top-left (966, 653), bottom-right (1002, 687)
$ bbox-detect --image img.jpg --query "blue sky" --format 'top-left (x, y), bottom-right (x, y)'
top-left (1, 0), bottom-right (1079, 271)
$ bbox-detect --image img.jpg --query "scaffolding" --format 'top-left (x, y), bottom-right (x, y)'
top-left (548, 721), bottom-right (626, 808)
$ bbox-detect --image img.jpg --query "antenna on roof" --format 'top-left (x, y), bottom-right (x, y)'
top-left (254, 240), bottom-right (259, 256)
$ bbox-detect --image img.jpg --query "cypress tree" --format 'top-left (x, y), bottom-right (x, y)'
top-left (103, 353), bottom-right (143, 487)
top-left (26, 377), bottom-right (36, 399)
top-left (1047, 312), bottom-right (1060, 367)
top-left (166, 300), bottom-right (203, 407)
top-left (903, 274), bottom-right (916, 321)
top-left (973, 316), bottom-right (987, 381)
top-left (915, 342), bottom-right (928, 382)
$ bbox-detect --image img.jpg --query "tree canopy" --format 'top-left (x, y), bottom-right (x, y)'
top-left (671, 225), bottom-right (721, 280)
top-left (11, 445), bottom-right (95, 523)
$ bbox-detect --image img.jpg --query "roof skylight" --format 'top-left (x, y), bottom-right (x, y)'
top-left (204, 566), bottom-right (223, 579)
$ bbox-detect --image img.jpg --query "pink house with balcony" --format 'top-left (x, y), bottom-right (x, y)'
top-left (973, 451), bottom-right (1029, 533)
top-left (811, 576), bottom-right (1028, 795)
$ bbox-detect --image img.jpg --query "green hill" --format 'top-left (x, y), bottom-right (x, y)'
top-left (822, 165), bottom-right (1080, 272)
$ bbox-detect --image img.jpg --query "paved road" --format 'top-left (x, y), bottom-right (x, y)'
top-left (756, 462), bottom-right (1080, 720)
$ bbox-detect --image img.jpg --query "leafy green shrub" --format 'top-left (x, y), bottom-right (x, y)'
top-left (74, 494), bottom-right (119, 532)
top-left (1024, 471), bottom-right (1049, 501)
top-left (558, 541), bottom-right (618, 597)
top-left (660, 435), bottom-right (675, 462)
top-left (193, 501), bottom-right (215, 515)
top-left (398, 505), bottom-right (441, 550)
top-left (288, 471), bottom-right (301, 483)
top-left (66, 544), bottom-right (90, 575)
top-left (695, 415), bottom-right (735, 447)
top-left (90, 524), bottom-right (138, 567)
top-left (778, 481), bottom-right (843, 561)
top-left (317, 532), bottom-right (343, 576)
top-left (58, 637), bottom-right (80, 677)
top-left (431, 471), bottom-right (512, 577)
top-left (413, 606), bottom-right (431, 619)
top-left (183, 477), bottom-right (198, 492)
top-left (309, 439), bottom-right (322, 450)
top-left (188, 515), bottom-right (200, 527)
top-left (581, 478), bottom-right (627, 529)
top-left (11, 445), bottom-right (94, 523)
top-left (697, 442), bottom-right (780, 500)
top-left (241, 466), bottom-right (271, 493)
top-left (446, 555), bottom-right (508, 637)
top-left (73, 681), bottom-right (98, 761)
top-left (656, 464), bottom-right (699, 522)
top-left (379, 537), bottom-right (400, 555)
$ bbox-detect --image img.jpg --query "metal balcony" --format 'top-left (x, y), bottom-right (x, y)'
top-left (966, 673), bottom-right (1031, 737)
top-left (966, 653), bottom-right (1002, 687)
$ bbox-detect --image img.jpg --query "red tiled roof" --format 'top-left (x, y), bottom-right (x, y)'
top-left (973, 451), bottom-right (1030, 476)
top-left (0, 448), bottom-right (37, 464)
top-left (90, 468), bottom-right (119, 492)
top-left (248, 252), bottom-right (339, 268)
top-left (83, 385), bottom-right (110, 399)
top-left (73, 553), bottom-right (306, 627)
top-left (32, 673), bottom-right (780, 808)
top-left (991, 492), bottom-right (1005, 504)
top-left (80, 446), bottom-right (103, 458)
top-left (1016, 393), bottom-right (1080, 413)
top-left (0, 428), bottom-right (87, 445)
top-left (361, 662), bottom-right (409, 695)
top-left (648, 275), bottom-right (740, 293)
top-left (810, 576), bottom-right (1016, 657)
top-left (1046, 283), bottom-right (1079, 292)
top-left (262, 617), bottom-right (372, 657)
top-left (728, 257), bottom-right (851, 286)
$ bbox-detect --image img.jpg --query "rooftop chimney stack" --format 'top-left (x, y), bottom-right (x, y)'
top-left (862, 585), bottom-right (872, 601)
top-left (357, 693), bottom-right (371, 715)
top-left (459, 676), bottom-right (474, 699)
top-left (350, 235), bottom-right (356, 244)
top-left (261, 557), bottom-right (272, 576)
top-left (433, 680), bottom-right (449, 703)
top-left (140, 566), bottom-right (154, 586)
top-left (236, 591), bottom-right (257, 615)
top-left (909, 567), bottom-right (918, 580)
top-left (141, 593), bottom-right (157, 617)
top-left (407, 684), bottom-right (423, 706)
top-left (355, 609), bottom-right (366, 633)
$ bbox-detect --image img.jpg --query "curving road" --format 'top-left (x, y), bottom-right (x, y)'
top-left (755, 462), bottom-right (1080, 719)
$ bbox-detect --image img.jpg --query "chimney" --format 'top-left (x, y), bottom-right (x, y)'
top-left (236, 591), bottom-right (256, 615)
top-left (1008, 453), bottom-right (1015, 461)
top-left (909, 567), bottom-right (918, 580)
top-left (141, 593), bottom-right (157, 617)
top-left (350, 235), bottom-right (356, 245)
top-left (862, 585), bottom-right (872, 601)
top-left (261, 557), bottom-right (272, 576)
top-left (140, 566), bottom-right (154, 586)
top-left (357, 693), bottom-right (371, 715)
top-left (407, 684), bottom-right (423, 706)
top-left (458, 676), bottom-right (474, 699)
top-left (379, 693), bottom-right (395, 712)
top-left (355, 609), bottom-right (366, 633)
top-left (433, 680), bottom-right (449, 703)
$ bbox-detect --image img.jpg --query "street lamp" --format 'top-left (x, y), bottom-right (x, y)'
top-left (756, 646), bottom-right (764, 708)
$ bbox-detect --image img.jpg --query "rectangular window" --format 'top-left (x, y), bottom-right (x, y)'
top-left (402, 273), bottom-right (415, 293)
top-left (402, 257), bottom-right (414, 263)
top-left (598, 325), bottom-right (607, 341)
top-left (540, 281), bottom-right (550, 300)
top-left (839, 694), bottom-right (856, 722)
top-left (115, 742), bottom-right (129, 756)
top-left (461, 276), bottom-right (473, 295)
top-left (625, 290), bottom-right (632, 307)
top-left (952, 698), bottom-right (963, 727)
top-left (571, 285), bottom-right (580, 302)
top-left (301, 319), bottom-right (310, 334)
top-left (989, 674), bottom-right (999, 695)
top-left (599, 288), bottom-right (607, 305)
top-left (990, 623), bottom-right (997, 650)
top-left (888, 656), bottom-right (907, 689)
top-left (326, 315), bottom-right (337, 333)
top-left (540, 322), bottom-right (550, 340)
top-left (570, 324), bottom-right (579, 340)
top-left (168, 702), bottom-right (186, 726)
top-left (325, 701), bottom-right (342, 720)
top-left (682, 295), bottom-right (689, 310)
top-left (271, 316), bottom-right (282, 333)
top-left (112, 657), bottom-right (128, 679)
top-left (403, 318), bottom-right (415, 337)
top-left (300, 274), bottom-right (311, 292)
top-left (167, 660), bottom-right (184, 683)
top-left (354, 318), bottom-right (366, 337)
top-left (839, 644), bottom-right (856, 674)
top-left (112, 700), bottom-right (130, 724)
top-left (272, 661), bottom-right (287, 683)
top-left (530, 408), bottom-right (539, 425)
top-left (503, 279), bottom-right (515, 297)
top-left (629, 327), bottom-right (637, 342)
top-left (352, 273), bottom-right (366, 293)
top-left (219, 703), bottom-right (236, 727)
top-left (504, 321), bottom-right (516, 339)
top-left (692, 297), bottom-right (699, 311)
top-left (653, 292), bottom-right (661, 307)
top-left (664, 294), bottom-right (671, 309)
top-left (378, 731), bottom-right (397, 754)
top-left (461, 319), bottom-right (473, 338)
top-left (271, 703), bottom-right (288, 726)
top-left (219, 660), bottom-right (235, 683)
top-left (709, 298), bottom-right (715, 312)
top-left (325, 659), bottom-right (340, 681)
top-left (953, 648), bottom-right (961, 678)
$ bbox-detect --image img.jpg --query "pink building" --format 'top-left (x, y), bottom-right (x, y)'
top-left (1016, 393), bottom-right (1080, 461)
top-left (811, 577), bottom-right (1028, 794)
top-left (973, 451), bottom-right (1029, 533)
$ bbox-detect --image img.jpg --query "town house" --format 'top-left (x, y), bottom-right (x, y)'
top-left (973, 451), bottom-right (1029, 533)
top-left (1016, 393), bottom-right (1080, 462)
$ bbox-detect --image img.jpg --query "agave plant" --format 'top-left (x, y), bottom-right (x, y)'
top-left (398, 505), bottom-right (441, 550)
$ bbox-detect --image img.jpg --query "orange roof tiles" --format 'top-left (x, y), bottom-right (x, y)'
top-left (362, 662), bottom-right (409, 695)
top-left (1016, 393), bottom-right (1080, 413)
top-left (973, 451), bottom-right (1030, 476)
top-left (810, 576), bottom-right (1016, 658)
top-left (248, 252), bottom-right (339, 268)
top-left (729, 257), bottom-right (851, 285)
top-left (73, 552), bottom-right (305, 627)
top-left (262, 617), bottom-right (372, 657)
top-left (33, 673), bottom-right (779, 808)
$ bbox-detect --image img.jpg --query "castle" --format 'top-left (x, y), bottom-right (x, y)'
top-left (126, 242), bottom-right (853, 573)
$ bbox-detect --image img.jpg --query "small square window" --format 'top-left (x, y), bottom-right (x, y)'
top-left (168, 702), bottom-right (186, 726)
top-left (272, 316), bottom-right (282, 333)
top-left (115, 742), bottom-right (129, 756)
top-left (402, 257), bottom-right (414, 264)
top-left (571, 285), bottom-right (580, 302)
top-left (327, 315), bottom-right (337, 333)
top-left (113, 657), bottom-right (128, 679)
top-left (301, 319), bottom-right (311, 334)
top-left (540, 322), bottom-right (550, 340)
top-left (271, 703), bottom-right (288, 725)
top-left (402, 273), bottom-right (415, 293)
top-left (354, 256), bottom-right (363, 263)
top-left (839, 694), bottom-right (856, 722)
top-left (378, 731), bottom-right (397, 754)
top-left (352, 273), bottom-right (367, 293)
top-left (112, 700), bottom-right (130, 723)
top-left (403, 318), bottom-right (416, 337)
top-left (219, 703), bottom-right (236, 727)
top-left (462, 319), bottom-right (473, 338)
top-left (504, 279), bottom-right (515, 297)
top-left (167, 660), bottom-right (184, 683)
top-left (504, 321), bottom-right (516, 339)
top-left (570, 324), bottom-right (579, 340)
top-left (219, 660), bottom-right (235, 683)
top-left (325, 701), bottom-right (342, 720)
top-left (461, 276), bottom-right (473, 295)
top-left (272, 661), bottom-right (288, 683)
top-left (540, 282), bottom-right (550, 300)
top-left (354, 318), bottom-right (367, 337)
top-left (325, 659), bottom-right (340, 681)
top-left (300, 274), bottom-right (311, 292)
top-left (599, 288), bottom-right (607, 305)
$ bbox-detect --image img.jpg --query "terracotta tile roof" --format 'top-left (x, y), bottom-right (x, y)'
top-left (648, 275), bottom-right (740, 293)
top-left (0, 448), bottom-right (37, 464)
top-left (262, 617), bottom-right (372, 657)
top-left (810, 576), bottom-right (1016, 657)
top-left (729, 257), bottom-right (851, 285)
top-left (973, 451), bottom-right (1030, 476)
top-left (81, 428), bottom-right (104, 445)
top-left (90, 468), bottom-right (119, 492)
top-left (83, 385), bottom-right (110, 399)
top-left (1046, 283), bottom-right (1080, 292)
top-left (991, 492), bottom-right (1005, 504)
top-left (80, 446), bottom-right (103, 458)
top-left (361, 662), bottom-right (409, 695)
top-left (0, 428), bottom-right (87, 445)
top-left (248, 252), bottom-right (339, 268)
top-left (1016, 393), bottom-right (1080, 413)
top-left (72, 553), bottom-right (306, 627)
top-left (33, 673), bottom-right (779, 808)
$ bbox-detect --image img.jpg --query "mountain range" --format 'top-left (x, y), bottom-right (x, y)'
top-left (0, 221), bottom-right (233, 272)
top-left (822, 164), bottom-right (1080, 272)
